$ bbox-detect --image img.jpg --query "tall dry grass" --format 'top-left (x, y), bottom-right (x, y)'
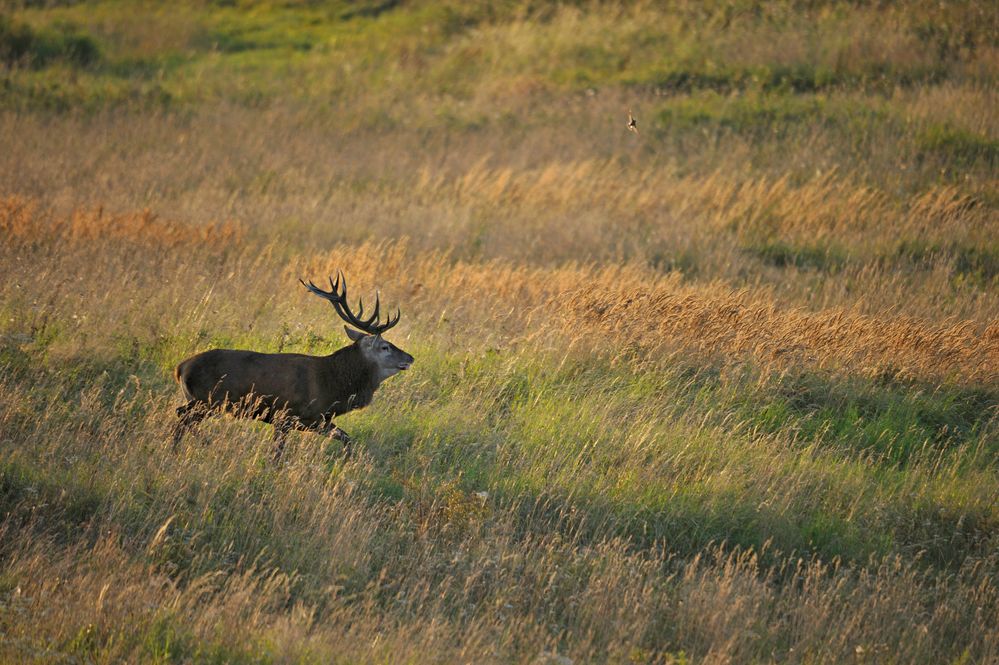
top-left (1, 107), bottom-right (996, 326)
top-left (2, 2), bottom-right (997, 657)
top-left (2, 168), bottom-right (998, 663)
top-left (4, 197), bottom-right (995, 385)
top-left (3, 494), bottom-right (996, 663)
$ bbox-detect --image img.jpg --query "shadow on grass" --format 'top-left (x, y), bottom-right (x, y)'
top-left (340, 390), bottom-right (860, 565)
top-left (893, 239), bottom-right (999, 287)
top-left (745, 370), bottom-right (998, 467)
top-left (744, 239), bottom-right (849, 272)
top-left (3, 342), bottom-right (995, 592)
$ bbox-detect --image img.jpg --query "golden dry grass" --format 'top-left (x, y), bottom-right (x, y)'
top-left (2, 2), bottom-right (998, 661)
top-left (2, 107), bottom-right (996, 326)
top-left (2, 174), bottom-right (998, 664)
top-left (5, 196), bottom-right (995, 386)
top-left (0, 195), bottom-right (243, 250)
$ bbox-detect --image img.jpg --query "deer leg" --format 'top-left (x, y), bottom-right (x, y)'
top-left (330, 424), bottom-right (352, 459)
top-left (272, 421), bottom-right (291, 462)
top-left (172, 401), bottom-right (206, 451)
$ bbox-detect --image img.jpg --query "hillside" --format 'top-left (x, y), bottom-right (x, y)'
top-left (1, 2), bottom-right (997, 662)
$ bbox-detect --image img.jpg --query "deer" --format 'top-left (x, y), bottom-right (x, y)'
top-left (172, 272), bottom-right (413, 459)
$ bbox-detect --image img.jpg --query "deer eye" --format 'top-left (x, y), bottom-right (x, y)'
top-left (381, 345), bottom-right (389, 351)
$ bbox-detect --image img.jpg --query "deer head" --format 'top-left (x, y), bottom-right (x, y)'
top-left (300, 271), bottom-right (413, 382)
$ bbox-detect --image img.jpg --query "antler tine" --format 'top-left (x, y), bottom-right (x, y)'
top-left (336, 270), bottom-right (347, 300)
top-left (300, 278), bottom-right (333, 300)
top-left (366, 292), bottom-right (381, 326)
top-left (370, 301), bottom-right (399, 332)
top-left (302, 271), bottom-right (402, 335)
top-left (330, 270), bottom-right (356, 323)
top-left (384, 307), bottom-right (401, 330)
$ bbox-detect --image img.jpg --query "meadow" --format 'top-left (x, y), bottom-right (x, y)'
top-left (1, 1), bottom-right (997, 663)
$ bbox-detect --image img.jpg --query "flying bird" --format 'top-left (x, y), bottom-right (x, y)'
top-left (627, 108), bottom-right (639, 135)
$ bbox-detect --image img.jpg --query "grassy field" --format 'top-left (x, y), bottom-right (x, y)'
top-left (1, 1), bottom-right (998, 663)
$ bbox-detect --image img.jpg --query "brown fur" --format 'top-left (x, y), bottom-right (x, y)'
top-left (175, 343), bottom-right (376, 427)
top-left (172, 334), bottom-right (411, 457)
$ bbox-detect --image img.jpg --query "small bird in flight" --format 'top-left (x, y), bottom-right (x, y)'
top-left (627, 108), bottom-right (639, 135)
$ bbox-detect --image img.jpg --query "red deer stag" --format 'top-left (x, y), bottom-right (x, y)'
top-left (172, 272), bottom-right (413, 459)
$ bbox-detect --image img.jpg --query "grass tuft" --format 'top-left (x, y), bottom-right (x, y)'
top-left (2, 1), bottom-right (998, 661)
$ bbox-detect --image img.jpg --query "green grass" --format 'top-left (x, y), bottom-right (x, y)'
top-left (917, 123), bottom-right (999, 169)
top-left (0, 15), bottom-right (100, 69)
top-left (3, 1), bottom-right (995, 111)
top-left (744, 371), bottom-right (997, 466)
top-left (4, 322), bottom-right (994, 572)
top-left (744, 239), bottom-right (848, 272)
top-left (55, 614), bottom-right (277, 665)
top-left (4, 0), bottom-right (996, 198)
top-left (2, 311), bottom-right (996, 659)
top-left (895, 240), bottom-right (999, 286)
top-left (2, 0), bottom-right (998, 660)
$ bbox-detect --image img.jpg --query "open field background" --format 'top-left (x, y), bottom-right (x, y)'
top-left (1, 1), bottom-right (998, 663)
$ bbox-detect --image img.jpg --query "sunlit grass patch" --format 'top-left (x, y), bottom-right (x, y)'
top-left (0, 15), bottom-right (100, 69)
top-left (1, 1), bottom-right (998, 659)
top-left (744, 239), bottom-right (849, 272)
top-left (5, 0), bottom-right (996, 116)
top-left (743, 370), bottom-right (998, 466)
top-left (894, 239), bottom-right (999, 287)
top-left (917, 122), bottom-right (999, 169)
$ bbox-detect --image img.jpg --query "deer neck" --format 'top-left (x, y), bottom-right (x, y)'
top-left (327, 344), bottom-right (380, 393)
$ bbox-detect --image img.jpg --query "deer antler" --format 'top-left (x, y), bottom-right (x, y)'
top-left (300, 271), bottom-right (400, 335)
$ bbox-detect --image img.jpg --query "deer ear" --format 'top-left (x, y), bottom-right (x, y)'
top-left (344, 326), bottom-right (365, 342)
